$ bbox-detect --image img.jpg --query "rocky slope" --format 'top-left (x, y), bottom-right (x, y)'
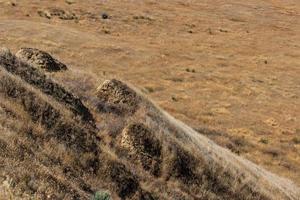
top-left (1, 0), bottom-right (300, 186)
top-left (0, 48), bottom-right (299, 200)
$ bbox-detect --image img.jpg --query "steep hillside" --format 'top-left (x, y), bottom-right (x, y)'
top-left (0, 0), bottom-right (299, 186)
top-left (0, 48), bottom-right (299, 199)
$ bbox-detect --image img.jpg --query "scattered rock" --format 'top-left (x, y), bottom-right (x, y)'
top-left (16, 48), bottom-right (67, 72)
top-left (38, 8), bottom-right (77, 20)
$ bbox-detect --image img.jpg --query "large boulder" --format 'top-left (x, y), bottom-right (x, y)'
top-left (16, 48), bottom-right (67, 72)
top-left (96, 79), bottom-right (141, 114)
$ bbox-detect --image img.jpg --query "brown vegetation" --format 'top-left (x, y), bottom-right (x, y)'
top-left (1, 48), bottom-right (298, 199)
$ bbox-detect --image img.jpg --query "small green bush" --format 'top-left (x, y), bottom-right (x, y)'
top-left (93, 191), bottom-right (111, 200)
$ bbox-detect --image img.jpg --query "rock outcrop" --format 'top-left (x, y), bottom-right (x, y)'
top-left (16, 48), bottom-right (67, 72)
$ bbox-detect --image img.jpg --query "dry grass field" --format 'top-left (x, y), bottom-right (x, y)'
top-left (0, 0), bottom-right (299, 199)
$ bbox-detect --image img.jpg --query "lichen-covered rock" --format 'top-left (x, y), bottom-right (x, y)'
top-left (16, 48), bottom-right (67, 72)
top-left (96, 79), bottom-right (141, 114)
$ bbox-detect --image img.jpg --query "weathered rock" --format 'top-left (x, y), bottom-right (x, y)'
top-left (16, 48), bottom-right (67, 72)
top-left (96, 79), bottom-right (140, 114)
top-left (37, 8), bottom-right (77, 20)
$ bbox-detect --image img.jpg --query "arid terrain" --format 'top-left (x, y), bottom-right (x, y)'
top-left (0, 0), bottom-right (299, 199)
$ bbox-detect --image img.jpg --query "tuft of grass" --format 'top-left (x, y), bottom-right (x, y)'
top-left (185, 68), bottom-right (196, 73)
top-left (93, 191), bottom-right (111, 200)
top-left (260, 138), bottom-right (269, 144)
top-left (144, 86), bottom-right (155, 93)
top-left (292, 137), bottom-right (300, 144)
top-left (264, 148), bottom-right (281, 157)
top-left (171, 96), bottom-right (178, 102)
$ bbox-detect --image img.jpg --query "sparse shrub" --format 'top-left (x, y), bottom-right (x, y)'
top-left (292, 137), bottom-right (300, 144)
top-left (171, 96), bottom-right (178, 102)
top-left (93, 191), bottom-right (111, 200)
top-left (264, 148), bottom-right (281, 157)
top-left (167, 77), bottom-right (183, 82)
top-left (260, 138), bottom-right (269, 144)
top-left (185, 68), bottom-right (196, 73)
top-left (233, 137), bottom-right (247, 147)
top-left (144, 86), bottom-right (155, 93)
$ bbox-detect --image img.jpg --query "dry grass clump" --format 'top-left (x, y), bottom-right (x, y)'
top-left (98, 159), bottom-right (139, 199)
top-left (16, 48), bottom-right (67, 72)
top-left (161, 141), bottom-right (271, 200)
top-left (163, 144), bottom-right (200, 185)
top-left (0, 69), bottom-right (100, 173)
top-left (120, 123), bottom-right (162, 176)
